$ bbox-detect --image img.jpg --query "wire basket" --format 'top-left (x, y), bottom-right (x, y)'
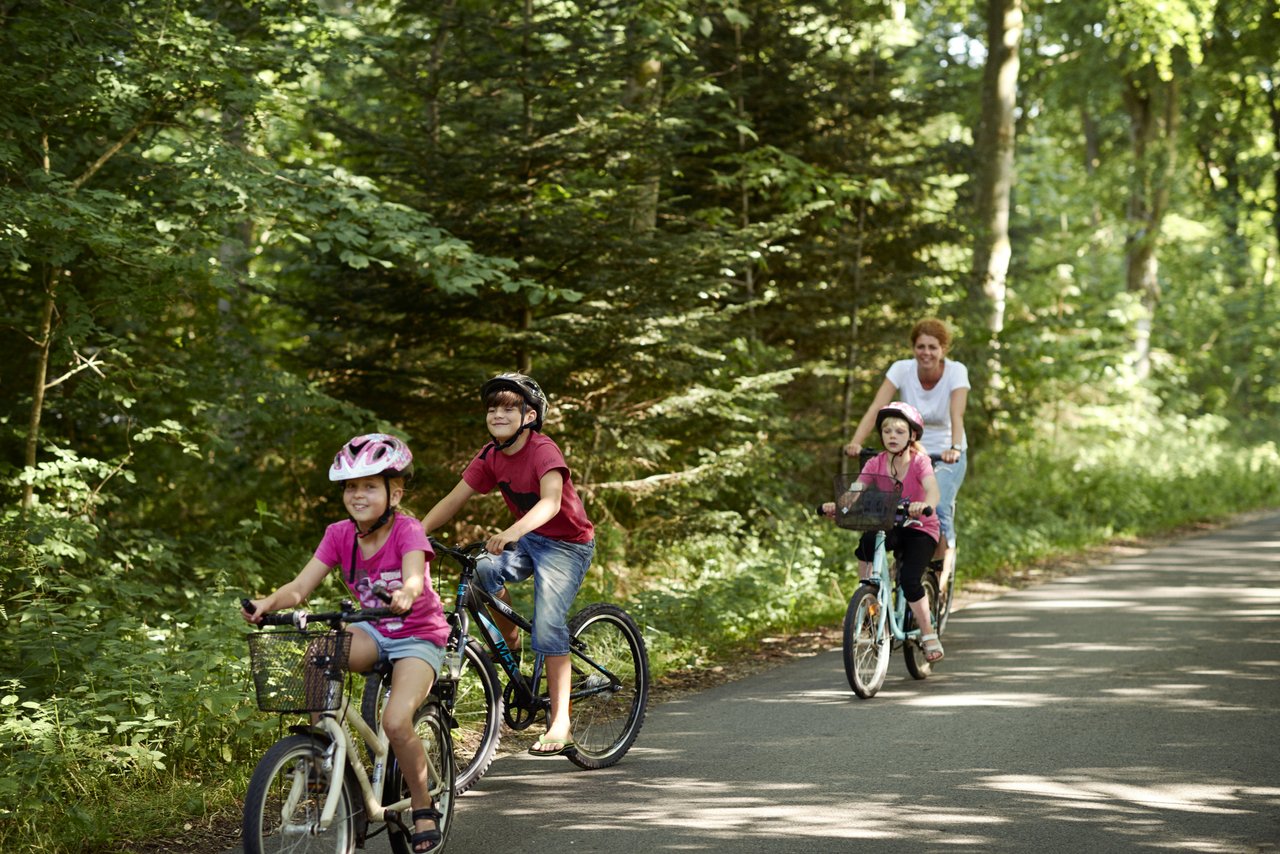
top-left (831, 472), bottom-right (901, 531)
top-left (247, 630), bottom-right (352, 713)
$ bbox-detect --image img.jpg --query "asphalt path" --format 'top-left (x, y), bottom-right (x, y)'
top-left (238, 511), bottom-right (1280, 853)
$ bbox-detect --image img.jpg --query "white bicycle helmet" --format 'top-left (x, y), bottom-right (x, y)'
top-left (329, 433), bottom-right (414, 482)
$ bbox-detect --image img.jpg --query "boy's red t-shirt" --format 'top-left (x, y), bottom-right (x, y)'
top-left (462, 432), bottom-right (594, 544)
top-left (313, 513), bottom-right (450, 646)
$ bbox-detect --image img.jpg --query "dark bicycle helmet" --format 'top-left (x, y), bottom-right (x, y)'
top-left (875, 401), bottom-right (925, 442)
top-left (480, 372), bottom-right (549, 455)
top-left (481, 372), bottom-right (548, 430)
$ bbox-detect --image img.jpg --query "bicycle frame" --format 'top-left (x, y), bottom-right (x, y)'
top-left (864, 528), bottom-right (918, 646)
top-left (440, 544), bottom-right (627, 720)
top-left (301, 694), bottom-right (404, 832)
top-left (453, 577), bottom-right (544, 709)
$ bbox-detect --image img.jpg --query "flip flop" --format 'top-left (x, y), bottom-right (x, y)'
top-left (528, 735), bottom-right (576, 757)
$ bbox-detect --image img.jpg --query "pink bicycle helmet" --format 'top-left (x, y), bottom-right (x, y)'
top-left (875, 401), bottom-right (925, 441)
top-left (329, 433), bottom-right (414, 482)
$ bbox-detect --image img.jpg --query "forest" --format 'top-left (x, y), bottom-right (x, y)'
top-left (2, 0), bottom-right (1278, 850)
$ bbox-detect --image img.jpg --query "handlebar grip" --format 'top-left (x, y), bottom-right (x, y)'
top-left (241, 597), bottom-right (256, 615)
top-left (923, 506), bottom-right (933, 517)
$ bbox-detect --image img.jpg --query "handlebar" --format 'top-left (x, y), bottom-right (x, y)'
top-left (241, 597), bottom-right (395, 630)
top-left (428, 536), bottom-right (516, 567)
top-left (814, 498), bottom-right (933, 519)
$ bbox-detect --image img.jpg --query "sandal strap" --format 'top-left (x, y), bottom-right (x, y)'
top-left (412, 807), bottom-right (442, 821)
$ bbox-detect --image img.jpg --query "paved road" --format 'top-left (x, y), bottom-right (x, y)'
top-left (239, 512), bottom-right (1280, 853)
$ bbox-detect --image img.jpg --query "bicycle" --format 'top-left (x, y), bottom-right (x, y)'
top-left (366, 537), bottom-right (650, 792)
top-left (242, 599), bottom-right (455, 854)
top-left (822, 454), bottom-right (946, 698)
top-left (927, 452), bottom-right (958, 634)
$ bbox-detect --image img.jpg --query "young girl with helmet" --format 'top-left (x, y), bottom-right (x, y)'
top-left (421, 372), bottom-right (595, 758)
top-left (242, 433), bottom-right (449, 852)
top-left (824, 402), bottom-right (945, 662)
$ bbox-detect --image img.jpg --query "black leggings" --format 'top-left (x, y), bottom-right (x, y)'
top-left (855, 527), bottom-right (937, 603)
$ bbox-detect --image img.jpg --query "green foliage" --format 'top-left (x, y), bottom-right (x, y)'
top-left (1, 0), bottom-right (1278, 850)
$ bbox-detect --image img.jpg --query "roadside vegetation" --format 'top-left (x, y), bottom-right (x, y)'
top-left (3, 413), bottom-right (1277, 852)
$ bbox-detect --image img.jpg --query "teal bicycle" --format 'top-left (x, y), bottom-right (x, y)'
top-left (823, 459), bottom-right (946, 698)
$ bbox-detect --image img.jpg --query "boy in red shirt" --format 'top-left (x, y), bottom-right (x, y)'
top-left (422, 373), bottom-right (595, 756)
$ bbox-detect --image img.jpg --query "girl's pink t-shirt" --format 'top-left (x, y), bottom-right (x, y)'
top-left (860, 450), bottom-right (941, 542)
top-left (314, 513), bottom-right (449, 646)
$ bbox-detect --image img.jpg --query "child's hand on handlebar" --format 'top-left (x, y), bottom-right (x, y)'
top-left (906, 501), bottom-right (933, 519)
top-left (485, 530), bottom-right (520, 555)
top-left (241, 597), bottom-right (268, 624)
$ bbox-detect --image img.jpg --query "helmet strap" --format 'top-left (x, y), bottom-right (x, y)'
top-left (481, 402), bottom-right (535, 458)
top-left (346, 475), bottom-right (396, 581)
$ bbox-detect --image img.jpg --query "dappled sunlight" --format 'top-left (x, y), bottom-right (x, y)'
top-left (976, 771), bottom-right (1279, 816)
top-left (904, 692), bottom-right (1063, 708)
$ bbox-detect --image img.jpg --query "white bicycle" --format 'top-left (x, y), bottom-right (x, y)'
top-left (241, 600), bottom-right (455, 854)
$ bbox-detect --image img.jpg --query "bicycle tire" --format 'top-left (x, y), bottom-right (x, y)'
top-left (937, 563), bottom-right (955, 635)
top-left (904, 571), bottom-right (940, 680)
top-left (243, 733), bottom-right (358, 854)
top-left (564, 603), bottom-right (649, 770)
top-left (386, 704), bottom-right (456, 854)
top-left (449, 639), bottom-right (503, 793)
top-left (843, 585), bottom-right (890, 698)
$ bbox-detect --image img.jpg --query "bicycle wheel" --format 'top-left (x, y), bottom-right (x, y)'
top-left (843, 585), bottom-right (890, 699)
top-left (904, 571), bottom-right (940, 680)
top-left (936, 561), bottom-right (955, 635)
top-left (386, 704), bottom-right (455, 854)
top-left (243, 734), bottom-right (358, 854)
top-left (450, 639), bottom-right (503, 794)
top-left (565, 603), bottom-right (649, 770)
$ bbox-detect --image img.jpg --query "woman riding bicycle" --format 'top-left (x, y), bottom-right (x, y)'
top-left (241, 433), bottom-right (449, 853)
top-left (828, 402), bottom-right (945, 662)
top-left (845, 317), bottom-right (969, 593)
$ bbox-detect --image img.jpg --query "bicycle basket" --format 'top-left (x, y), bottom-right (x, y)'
top-left (246, 630), bottom-right (352, 713)
top-left (831, 472), bottom-right (901, 531)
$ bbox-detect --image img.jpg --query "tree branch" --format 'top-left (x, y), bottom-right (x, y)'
top-left (44, 350), bottom-right (108, 390)
top-left (69, 121), bottom-right (144, 192)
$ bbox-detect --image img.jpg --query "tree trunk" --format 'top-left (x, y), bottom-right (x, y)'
top-left (1122, 71), bottom-right (1179, 383)
top-left (969, 0), bottom-right (1023, 420)
top-left (22, 270), bottom-right (58, 513)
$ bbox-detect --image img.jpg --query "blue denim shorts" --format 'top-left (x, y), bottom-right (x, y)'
top-left (349, 621), bottom-right (446, 675)
top-left (932, 451), bottom-right (967, 547)
top-left (476, 532), bottom-right (594, 656)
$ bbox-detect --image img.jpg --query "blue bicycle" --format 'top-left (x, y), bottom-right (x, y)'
top-left (823, 459), bottom-right (945, 698)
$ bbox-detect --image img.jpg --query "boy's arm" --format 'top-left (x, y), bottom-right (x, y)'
top-left (421, 479), bottom-right (478, 532)
top-left (242, 557), bottom-right (330, 622)
top-left (486, 469), bottom-right (564, 553)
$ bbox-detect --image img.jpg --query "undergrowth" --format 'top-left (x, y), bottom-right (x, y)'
top-left (2, 418), bottom-right (1278, 853)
